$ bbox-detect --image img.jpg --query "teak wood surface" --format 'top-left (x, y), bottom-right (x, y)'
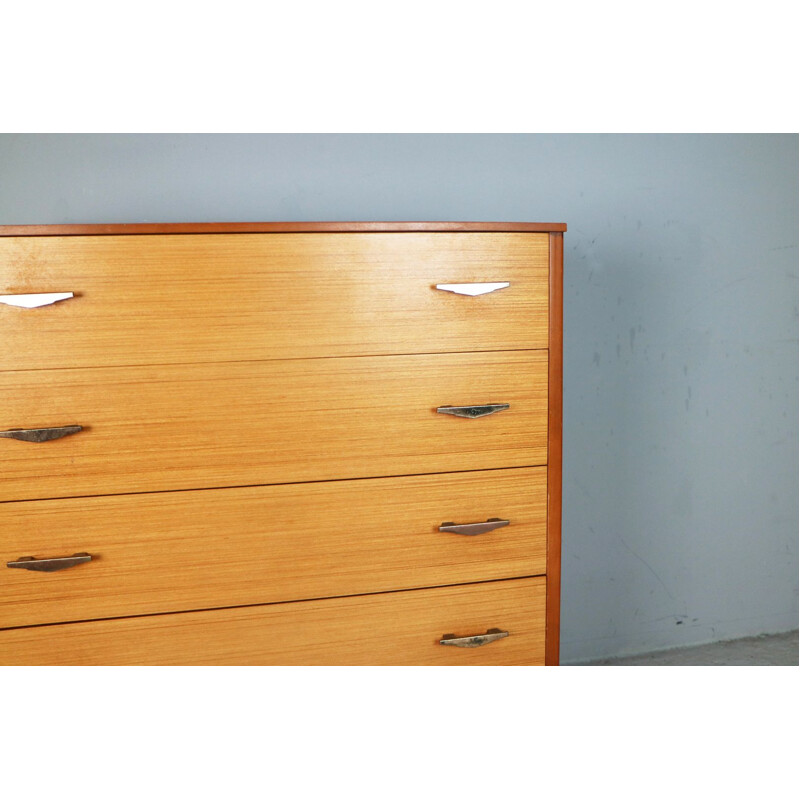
top-left (0, 221), bottom-right (564, 666)
top-left (0, 576), bottom-right (546, 665)
top-left (546, 232), bottom-right (564, 666)
top-left (0, 232), bottom-right (548, 370)
top-left (0, 467), bottom-right (546, 629)
top-left (0, 221), bottom-right (566, 236)
top-left (1, 350), bottom-right (548, 502)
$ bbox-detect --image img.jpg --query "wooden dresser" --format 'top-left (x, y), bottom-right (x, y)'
top-left (0, 221), bottom-right (564, 665)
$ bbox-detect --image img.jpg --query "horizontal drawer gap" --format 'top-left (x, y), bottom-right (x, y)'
top-left (0, 463), bottom-right (548, 505)
top-left (0, 346), bottom-right (551, 375)
top-left (0, 573), bottom-right (547, 633)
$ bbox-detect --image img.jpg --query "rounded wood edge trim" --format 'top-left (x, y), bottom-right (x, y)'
top-left (546, 231), bottom-right (564, 666)
top-left (0, 221), bottom-right (567, 237)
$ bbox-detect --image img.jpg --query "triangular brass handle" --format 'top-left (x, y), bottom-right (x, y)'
top-left (439, 518), bottom-right (510, 536)
top-left (0, 426), bottom-right (83, 443)
top-left (434, 283), bottom-right (509, 296)
top-left (436, 404), bottom-right (509, 419)
top-left (0, 292), bottom-right (75, 308)
top-left (7, 553), bottom-right (92, 573)
top-left (439, 628), bottom-right (509, 648)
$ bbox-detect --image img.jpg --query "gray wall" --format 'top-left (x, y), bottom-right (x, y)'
top-left (1, 133), bottom-right (797, 662)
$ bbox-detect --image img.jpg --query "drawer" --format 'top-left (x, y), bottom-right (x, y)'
top-left (0, 576), bottom-right (546, 665)
top-left (0, 350), bottom-right (548, 501)
top-left (0, 467), bottom-right (546, 629)
top-left (0, 232), bottom-right (549, 371)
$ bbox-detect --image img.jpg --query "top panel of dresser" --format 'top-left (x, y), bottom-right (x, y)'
top-left (0, 227), bottom-right (558, 371)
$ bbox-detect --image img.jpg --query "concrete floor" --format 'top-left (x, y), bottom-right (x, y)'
top-left (582, 630), bottom-right (798, 665)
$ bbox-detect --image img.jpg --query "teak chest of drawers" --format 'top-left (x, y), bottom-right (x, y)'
top-left (0, 221), bottom-right (564, 665)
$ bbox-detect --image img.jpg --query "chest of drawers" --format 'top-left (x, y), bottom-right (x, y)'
top-left (0, 221), bottom-right (564, 665)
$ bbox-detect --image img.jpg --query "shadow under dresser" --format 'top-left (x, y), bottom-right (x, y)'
top-left (0, 221), bottom-right (565, 665)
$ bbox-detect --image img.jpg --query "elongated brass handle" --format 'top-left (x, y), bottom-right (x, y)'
top-left (435, 283), bottom-right (509, 296)
top-left (0, 292), bottom-right (75, 308)
top-left (439, 628), bottom-right (509, 648)
top-left (7, 553), bottom-right (92, 573)
top-left (0, 425), bottom-right (83, 443)
top-left (436, 404), bottom-right (509, 419)
top-left (439, 518), bottom-right (510, 536)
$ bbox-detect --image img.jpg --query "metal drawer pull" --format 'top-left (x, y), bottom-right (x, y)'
top-left (7, 553), bottom-right (92, 573)
top-left (440, 628), bottom-right (509, 648)
top-left (0, 292), bottom-right (75, 308)
top-left (439, 518), bottom-right (510, 536)
top-left (436, 404), bottom-right (509, 419)
top-left (0, 425), bottom-right (83, 443)
top-left (435, 282), bottom-right (509, 296)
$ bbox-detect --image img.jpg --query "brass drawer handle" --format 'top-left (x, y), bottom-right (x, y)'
top-left (7, 553), bottom-right (92, 573)
top-left (0, 425), bottom-right (83, 443)
top-left (0, 292), bottom-right (75, 308)
top-left (440, 628), bottom-right (509, 648)
top-left (435, 282), bottom-right (510, 296)
top-left (436, 404), bottom-right (509, 419)
top-left (439, 518), bottom-right (510, 536)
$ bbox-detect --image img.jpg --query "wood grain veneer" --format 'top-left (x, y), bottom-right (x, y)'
top-left (0, 232), bottom-right (548, 370)
top-left (0, 350), bottom-right (548, 502)
top-left (0, 221), bottom-right (564, 666)
top-left (546, 232), bottom-right (564, 666)
top-left (0, 576), bottom-right (546, 666)
top-left (0, 467), bottom-right (546, 629)
top-left (0, 221), bottom-right (567, 236)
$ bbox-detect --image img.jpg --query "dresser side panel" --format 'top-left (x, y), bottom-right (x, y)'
top-left (546, 232), bottom-right (564, 665)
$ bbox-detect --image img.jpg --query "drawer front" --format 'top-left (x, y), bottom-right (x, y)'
top-left (0, 350), bottom-right (547, 501)
top-left (0, 232), bottom-right (549, 371)
top-left (0, 467), bottom-right (546, 629)
top-left (0, 577), bottom-right (546, 665)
